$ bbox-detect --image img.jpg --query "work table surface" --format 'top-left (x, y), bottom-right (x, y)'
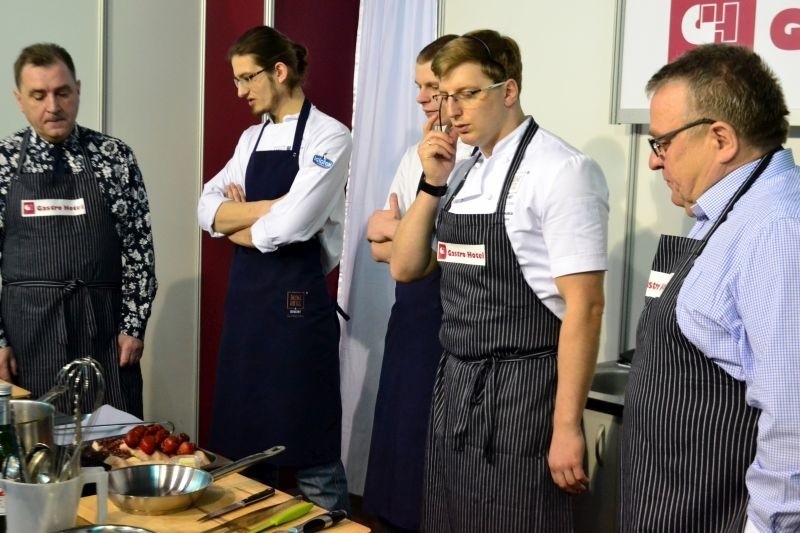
top-left (0, 378), bottom-right (31, 398)
top-left (77, 472), bottom-right (369, 532)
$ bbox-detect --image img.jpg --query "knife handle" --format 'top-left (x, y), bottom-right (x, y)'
top-left (242, 487), bottom-right (276, 504)
top-left (250, 501), bottom-right (314, 532)
top-left (295, 510), bottom-right (349, 532)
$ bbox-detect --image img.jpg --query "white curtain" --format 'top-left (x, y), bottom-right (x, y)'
top-left (337, 0), bottom-right (439, 495)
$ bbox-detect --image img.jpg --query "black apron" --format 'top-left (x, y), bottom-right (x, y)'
top-left (620, 151), bottom-right (777, 532)
top-left (1, 131), bottom-right (142, 417)
top-left (422, 119), bottom-right (573, 533)
top-left (209, 100), bottom-right (342, 468)
top-left (363, 253), bottom-right (443, 530)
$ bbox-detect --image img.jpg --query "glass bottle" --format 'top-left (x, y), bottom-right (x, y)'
top-left (0, 383), bottom-right (22, 533)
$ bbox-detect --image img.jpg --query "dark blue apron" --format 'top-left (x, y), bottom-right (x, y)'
top-left (209, 100), bottom-right (342, 468)
top-left (363, 266), bottom-right (443, 530)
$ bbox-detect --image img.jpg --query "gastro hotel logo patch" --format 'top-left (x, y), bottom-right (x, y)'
top-left (437, 242), bottom-right (487, 266)
top-left (21, 198), bottom-right (86, 217)
top-left (646, 270), bottom-right (675, 298)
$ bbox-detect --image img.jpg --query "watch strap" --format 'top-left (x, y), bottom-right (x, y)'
top-left (417, 175), bottom-right (448, 197)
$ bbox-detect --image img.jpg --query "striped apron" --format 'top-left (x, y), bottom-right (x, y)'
top-left (620, 151), bottom-right (776, 531)
top-left (1, 131), bottom-right (142, 417)
top-left (422, 119), bottom-right (573, 533)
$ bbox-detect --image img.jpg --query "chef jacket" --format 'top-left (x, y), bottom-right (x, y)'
top-left (198, 105), bottom-right (351, 274)
top-left (445, 118), bottom-right (609, 318)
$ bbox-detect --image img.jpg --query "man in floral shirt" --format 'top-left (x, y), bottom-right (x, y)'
top-left (0, 43), bottom-right (156, 418)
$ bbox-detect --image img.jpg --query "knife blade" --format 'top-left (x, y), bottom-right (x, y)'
top-left (198, 487), bottom-right (276, 522)
top-left (204, 495), bottom-right (305, 533)
top-left (274, 509), bottom-right (349, 533)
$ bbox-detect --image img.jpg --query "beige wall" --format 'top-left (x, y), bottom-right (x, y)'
top-left (0, 1), bottom-right (102, 131)
top-left (104, 0), bottom-right (203, 436)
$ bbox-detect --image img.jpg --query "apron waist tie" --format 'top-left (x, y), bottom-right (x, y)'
top-left (451, 346), bottom-right (557, 465)
top-left (4, 279), bottom-right (119, 345)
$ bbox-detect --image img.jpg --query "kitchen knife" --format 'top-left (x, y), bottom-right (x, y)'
top-left (274, 509), bottom-right (349, 532)
top-left (198, 486), bottom-right (276, 521)
top-left (249, 501), bottom-right (315, 532)
top-left (204, 495), bottom-right (305, 533)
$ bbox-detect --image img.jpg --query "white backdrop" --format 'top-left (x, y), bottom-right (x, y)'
top-left (615, 0), bottom-right (800, 124)
top-left (337, 0), bottom-right (438, 495)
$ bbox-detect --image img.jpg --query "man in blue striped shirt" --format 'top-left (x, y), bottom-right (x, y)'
top-left (621, 44), bottom-right (799, 531)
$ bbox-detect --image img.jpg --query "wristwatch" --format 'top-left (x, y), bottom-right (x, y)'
top-left (417, 177), bottom-right (448, 197)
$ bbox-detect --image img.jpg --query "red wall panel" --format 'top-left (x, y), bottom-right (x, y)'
top-left (275, 0), bottom-right (359, 130)
top-left (199, 0), bottom-right (264, 445)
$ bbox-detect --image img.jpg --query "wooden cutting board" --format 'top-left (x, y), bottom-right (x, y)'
top-left (77, 473), bottom-right (370, 532)
top-left (0, 379), bottom-right (31, 398)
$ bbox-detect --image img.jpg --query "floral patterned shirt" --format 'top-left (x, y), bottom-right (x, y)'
top-left (0, 125), bottom-right (157, 344)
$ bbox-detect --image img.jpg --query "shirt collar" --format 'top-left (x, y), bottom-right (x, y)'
top-left (29, 125), bottom-right (80, 149)
top-left (691, 156), bottom-right (763, 223)
top-left (479, 117), bottom-right (531, 161)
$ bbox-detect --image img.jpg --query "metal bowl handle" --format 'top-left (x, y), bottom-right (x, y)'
top-left (209, 445), bottom-right (286, 481)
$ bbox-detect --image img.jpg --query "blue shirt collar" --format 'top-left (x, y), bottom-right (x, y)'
top-left (691, 153), bottom-right (771, 223)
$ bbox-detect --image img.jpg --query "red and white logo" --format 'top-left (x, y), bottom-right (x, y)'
top-left (669, 0), bottom-right (757, 60)
top-left (646, 270), bottom-right (675, 298)
top-left (771, 8), bottom-right (800, 50)
top-left (20, 198), bottom-right (86, 217)
top-left (436, 242), bottom-right (486, 266)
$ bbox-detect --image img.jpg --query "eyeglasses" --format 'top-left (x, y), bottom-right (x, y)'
top-left (233, 68), bottom-right (267, 89)
top-left (648, 118), bottom-right (715, 158)
top-left (432, 81), bottom-right (506, 107)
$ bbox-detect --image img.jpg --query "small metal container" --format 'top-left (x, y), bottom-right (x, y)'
top-left (10, 399), bottom-right (55, 454)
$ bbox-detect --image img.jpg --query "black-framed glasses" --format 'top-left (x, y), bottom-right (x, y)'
top-left (233, 68), bottom-right (267, 89)
top-left (433, 81), bottom-right (506, 108)
top-left (648, 118), bottom-right (715, 157)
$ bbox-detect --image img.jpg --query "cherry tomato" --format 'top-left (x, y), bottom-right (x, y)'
top-left (160, 435), bottom-right (180, 455)
top-left (153, 428), bottom-right (170, 445)
top-left (123, 428), bottom-right (142, 448)
top-left (138, 435), bottom-right (157, 455)
top-left (176, 441), bottom-right (197, 455)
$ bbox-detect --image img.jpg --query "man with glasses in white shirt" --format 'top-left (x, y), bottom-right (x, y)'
top-left (390, 29), bottom-right (608, 532)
